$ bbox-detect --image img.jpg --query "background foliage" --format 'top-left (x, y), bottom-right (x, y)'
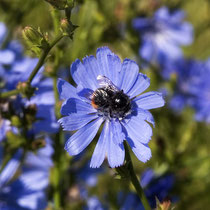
top-left (1, 0), bottom-right (210, 209)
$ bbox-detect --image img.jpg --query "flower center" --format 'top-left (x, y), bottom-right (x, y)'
top-left (91, 86), bottom-right (131, 119)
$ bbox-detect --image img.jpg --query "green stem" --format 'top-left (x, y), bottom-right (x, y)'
top-left (0, 34), bottom-right (65, 99)
top-left (124, 142), bottom-right (151, 210)
top-left (0, 89), bottom-right (20, 98)
top-left (27, 34), bottom-right (64, 84)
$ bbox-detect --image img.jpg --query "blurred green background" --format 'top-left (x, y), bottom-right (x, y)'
top-left (1, 0), bottom-right (210, 209)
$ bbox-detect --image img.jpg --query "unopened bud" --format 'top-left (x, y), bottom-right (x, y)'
top-left (60, 18), bottom-right (78, 39)
top-left (22, 26), bottom-right (49, 55)
top-left (6, 131), bottom-right (24, 149)
top-left (17, 82), bottom-right (37, 99)
top-left (156, 198), bottom-right (172, 210)
top-left (31, 138), bottom-right (46, 150)
top-left (11, 115), bottom-right (22, 127)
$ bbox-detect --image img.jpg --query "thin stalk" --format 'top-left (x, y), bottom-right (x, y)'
top-left (0, 89), bottom-right (20, 98)
top-left (27, 34), bottom-right (64, 84)
top-left (0, 34), bottom-right (65, 99)
top-left (124, 141), bottom-right (151, 210)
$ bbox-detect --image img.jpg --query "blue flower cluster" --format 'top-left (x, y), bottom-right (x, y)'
top-left (170, 58), bottom-right (210, 123)
top-left (0, 22), bottom-right (58, 142)
top-left (0, 137), bottom-right (53, 209)
top-left (0, 22), bottom-right (57, 209)
top-left (133, 7), bottom-right (193, 68)
top-left (133, 6), bottom-right (210, 123)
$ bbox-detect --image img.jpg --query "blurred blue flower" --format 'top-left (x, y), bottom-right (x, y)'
top-left (119, 169), bottom-right (175, 209)
top-left (170, 58), bottom-right (210, 123)
top-left (85, 196), bottom-right (105, 210)
top-left (58, 47), bottom-right (164, 168)
top-left (133, 7), bottom-right (193, 65)
top-left (0, 137), bottom-right (53, 210)
top-left (0, 22), bottom-right (58, 141)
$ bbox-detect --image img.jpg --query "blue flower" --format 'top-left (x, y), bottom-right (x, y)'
top-left (0, 137), bottom-right (53, 210)
top-left (58, 47), bottom-right (164, 168)
top-left (170, 58), bottom-right (210, 123)
top-left (133, 7), bottom-right (193, 65)
top-left (119, 169), bottom-right (175, 209)
top-left (0, 22), bottom-right (59, 140)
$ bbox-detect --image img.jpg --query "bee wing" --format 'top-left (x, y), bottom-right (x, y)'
top-left (97, 75), bottom-right (119, 91)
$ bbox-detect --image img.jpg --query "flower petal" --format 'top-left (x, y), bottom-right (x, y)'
top-left (127, 73), bottom-right (150, 98)
top-left (119, 59), bottom-right (139, 93)
top-left (58, 114), bottom-right (98, 131)
top-left (137, 108), bottom-right (155, 126)
top-left (134, 91), bottom-right (165, 110)
top-left (82, 55), bottom-right (100, 89)
top-left (123, 112), bottom-right (152, 144)
top-left (107, 121), bottom-right (125, 168)
top-left (0, 50), bottom-right (15, 65)
top-left (61, 98), bottom-right (96, 116)
top-left (71, 59), bottom-right (97, 90)
top-left (90, 121), bottom-right (109, 168)
top-left (110, 120), bottom-right (125, 145)
top-left (65, 117), bottom-right (103, 155)
top-left (0, 149), bottom-right (22, 187)
top-left (96, 47), bottom-right (114, 80)
top-left (57, 78), bottom-right (78, 100)
top-left (107, 54), bottom-right (122, 87)
top-left (127, 138), bottom-right (151, 163)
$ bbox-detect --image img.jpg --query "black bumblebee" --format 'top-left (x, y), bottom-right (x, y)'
top-left (91, 75), bottom-right (131, 118)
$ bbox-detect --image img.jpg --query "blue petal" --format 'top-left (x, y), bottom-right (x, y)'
top-left (137, 108), bottom-right (155, 126)
top-left (59, 113), bottom-right (98, 131)
top-left (107, 121), bottom-right (125, 168)
top-left (90, 121), bottom-right (109, 168)
top-left (127, 138), bottom-right (151, 163)
top-left (140, 168), bottom-right (155, 188)
top-left (61, 98), bottom-right (96, 116)
top-left (96, 47), bottom-right (114, 80)
top-left (107, 54), bottom-right (122, 87)
top-left (110, 119), bottom-right (125, 145)
top-left (140, 39), bottom-right (155, 62)
top-left (18, 170), bottom-right (49, 191)
top-left (82, 55), bottom-right (100, 89)
top-left (123, 112), bottom-right (152, 144)
top-left (127, 73), bottom-right (150, 98)
top-left (0, 22), bottom-right (7, 43)
top-left (0, 50), bottom-right (15, 65)
top-left (0, 149), bottom-right (22, 187)
top-left (71, 59), bottom-right (97, 90)
top-left (16, 191), bottom-right (47, 210)
top-left (134, 91), bottom-right (165, 110)
top-left (57, 78), bottom-right (78, 100)
top-left (119, 59), bottom-right (139, 94)
top-left (76, 83), bottom-right (93, 102)
top-left (65, 117), bottom-right (103, 155)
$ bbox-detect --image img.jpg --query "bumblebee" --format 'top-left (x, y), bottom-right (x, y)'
top-left (91, 76), bottom-right (131, 118)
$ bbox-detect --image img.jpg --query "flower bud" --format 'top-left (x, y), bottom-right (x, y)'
top-left (17, 82), bottom-right (37, 99)
top-left (31, 138), bottom-right (46, 150)
top-left (6, 131), bottom-right (24, 149)
top-left (11, 115), bottom-right (22, 127)
top-left (22, 26), bottom-right (49, 55)
top-left (60, 18), bottom-right (78, 39)
top-left (156, 198), bottom-right (172, 210)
